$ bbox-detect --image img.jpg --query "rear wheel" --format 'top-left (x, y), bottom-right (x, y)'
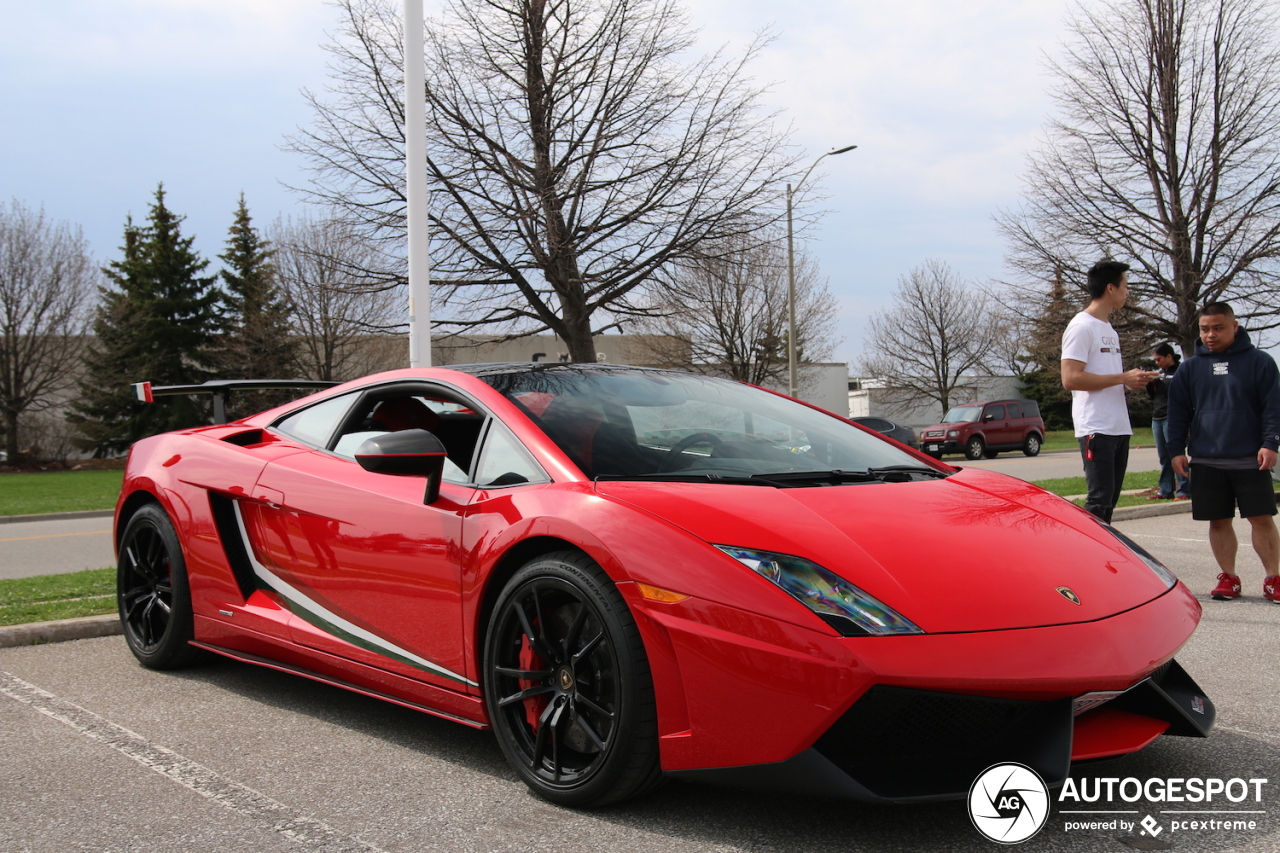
top-left (1023, 433), bottom-right (1042, 457)
top-left (117, 504), bottom-right (204, 669)
top-left (964, 436), bottom-right (986, 460)
top-left (483, 552), bottom-right (660, 806)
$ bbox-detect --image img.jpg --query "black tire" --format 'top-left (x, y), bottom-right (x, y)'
top-left (982, 450), bottom-right (999, 459)
top-left (117, 504), bottom-right (205, 670)
top-left (1022, 433), bottom-right (1042, 457)
top-left (964, 436), bottom-right (986, 460)
top-left (483, 551), bottom-right (660, 807)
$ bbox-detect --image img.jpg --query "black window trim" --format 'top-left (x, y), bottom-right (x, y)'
top-left (269, 379), bottom-right (550, 488)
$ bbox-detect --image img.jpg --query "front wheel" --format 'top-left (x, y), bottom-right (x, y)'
top-left (117, 504), bottom-right (205, 669)
top-left (1022, 434), bottom-right (1042, 457)
top-left (483, 552), bottom-right (660, 807)
top-left (964, 436), bottom-right (986, 460)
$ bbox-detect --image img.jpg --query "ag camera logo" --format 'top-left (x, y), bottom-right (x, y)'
top-left (969, 763), bottom-right (1050, 844)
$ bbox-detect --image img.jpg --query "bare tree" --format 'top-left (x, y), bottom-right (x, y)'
top-left (999, 0), bottom-right (1280, 353)
top-left (858, 260), bottom-right (1001, 418)
top-left (0, 200), bottom-right (97, 462)
top-left (289, 0), bottom-right (802, 363)
top-left (630, 235), bottom-right (839, 385)
top-left (270, 215), bottom-right (403, 382)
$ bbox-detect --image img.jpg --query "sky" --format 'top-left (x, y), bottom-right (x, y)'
top-left (1, 0), bottom-right (1080, 371)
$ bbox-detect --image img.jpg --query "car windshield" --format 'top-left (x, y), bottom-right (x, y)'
top-left (481, 367), bottom-right (930, 481)
top-left (941, 406), bottom-right (983, 423)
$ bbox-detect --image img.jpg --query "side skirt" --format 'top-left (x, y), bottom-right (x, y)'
top-left (190, 637), bottom-right (490, 731)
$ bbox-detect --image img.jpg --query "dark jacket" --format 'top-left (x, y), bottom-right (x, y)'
top-left (1166, 327), bottom-right (1280, 460)
top-left (1146, 362), bottom-right (1179, 420)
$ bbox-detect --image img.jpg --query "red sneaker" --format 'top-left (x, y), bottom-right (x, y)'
top-left (1211, 573), bottom-right (1242, 600)
top-left (1265, 576), bottom-right (1280, 603)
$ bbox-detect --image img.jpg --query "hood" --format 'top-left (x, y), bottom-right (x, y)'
top-left (1195, 326), bottom-right (1255, 357)
top-left (595, 468), bottom-right (1173, 634)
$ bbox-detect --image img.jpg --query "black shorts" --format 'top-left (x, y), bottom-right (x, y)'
top-left (1189, 464), bottom-right (1279, 520)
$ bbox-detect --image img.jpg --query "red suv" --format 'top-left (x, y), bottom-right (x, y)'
top-left (918, 399), bottom-right (1045, 460)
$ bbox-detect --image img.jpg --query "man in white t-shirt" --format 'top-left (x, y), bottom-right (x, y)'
top-left (1060, 260), bottom-right (1160, 522)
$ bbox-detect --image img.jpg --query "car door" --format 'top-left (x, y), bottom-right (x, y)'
top-left (245, 386), bottom-right (478, 692)
top-left (1005, 402), bottom-right (1024, 445)
top-left (982, 403), bottom-right (1010, 447)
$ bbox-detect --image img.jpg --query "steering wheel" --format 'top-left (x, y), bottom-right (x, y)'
top-left (659, 432), bottom-right (728, 472)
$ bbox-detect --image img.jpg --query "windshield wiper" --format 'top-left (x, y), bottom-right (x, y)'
top-left (594, 472), bottom-right (781, 486)
top-left (748, 469), bottom-right (879, 485)
top-left (868, 465), bottom-right (951, 480)
top-left (595, 466), bottom-right (950, 487)
top-left (750, 467), bottom-right (950, 485)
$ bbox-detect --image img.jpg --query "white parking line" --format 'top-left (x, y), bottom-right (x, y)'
top-left (0, 670), bottom-right (388, 853)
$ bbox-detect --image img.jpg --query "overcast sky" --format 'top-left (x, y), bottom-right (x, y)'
top-left (2, 0), bottom-right (1082, 369)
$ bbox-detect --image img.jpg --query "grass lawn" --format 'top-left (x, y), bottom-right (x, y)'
top-left (0, 568), bottom-right (115, 626)
top-left (0, 470), bottom-right (123, 516)
top-left (1029, 470), bottom-right (1165, 509)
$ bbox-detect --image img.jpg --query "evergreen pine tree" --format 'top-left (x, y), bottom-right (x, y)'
top-left (214, 196), bottom-right (298, 416)
top-left (69, 185), bottom-right (221, 455)
top-left (1018, 270), bottom-right (1078, 432)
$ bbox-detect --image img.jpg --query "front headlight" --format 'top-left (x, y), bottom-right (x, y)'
top-left (715, 545), bottom-right (924, 637)
top-left (947, 430), bottom-right (958, 438)
top-left (1101, 525), bottom-right (1178, 589)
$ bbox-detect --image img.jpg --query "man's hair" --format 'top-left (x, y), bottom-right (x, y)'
top-left (1154, 341), bottom-right (1180, 364)
top-left (1086, 260), bottom-right (1131, 300)
top-left (1200, 301), bottom-right (1235, 319)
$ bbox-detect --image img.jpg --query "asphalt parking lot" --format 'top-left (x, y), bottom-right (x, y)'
top-left (1, 511), bottom-right (1277, 853)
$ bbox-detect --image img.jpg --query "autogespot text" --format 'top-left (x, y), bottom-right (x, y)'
top-left (1059, 776), bottom-right (1268, 803)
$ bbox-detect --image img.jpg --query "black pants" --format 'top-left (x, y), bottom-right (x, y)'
top-left (1078, 433), bottom-right (1130, 523)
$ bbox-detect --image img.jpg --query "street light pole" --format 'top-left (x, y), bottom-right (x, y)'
top-left (405, 0), bottom-right (432, 368)
top-left (787, 144), bottom-right (857, 397)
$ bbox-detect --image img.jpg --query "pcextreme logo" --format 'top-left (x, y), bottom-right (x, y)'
top-left (968, 763), bottom-right (1051, 844)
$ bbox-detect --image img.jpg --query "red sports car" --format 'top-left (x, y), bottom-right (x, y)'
top-left (115, 364), bottom-right (1213, 807)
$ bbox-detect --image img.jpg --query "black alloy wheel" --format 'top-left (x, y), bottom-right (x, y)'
top-left (964, 435), bottom-right (986, 460)
top-left (484, 552), bottom-right (660, 806)
top-left (1023, 434), bottom-right (1042, 457)
top-left (117, 504), bottom-right (204, 669)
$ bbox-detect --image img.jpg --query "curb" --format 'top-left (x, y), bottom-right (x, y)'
top-left (1111, 501), bottom-right (1194, 521)
top-left (0, 614), bottom-right (121, 648)
top-left (0, 509), bottom-right (114, 525)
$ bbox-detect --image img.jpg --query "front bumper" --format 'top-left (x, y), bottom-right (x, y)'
top-left (628, 582), bottom-right (1208, 801)
top-left (668, 659), bottom-right (1213, 802)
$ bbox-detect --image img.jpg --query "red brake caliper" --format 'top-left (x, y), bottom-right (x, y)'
top-left (518, 633), bottom-right (548, 731)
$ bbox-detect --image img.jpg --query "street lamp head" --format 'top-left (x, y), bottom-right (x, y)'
top-left (829, 144), bottom-right (858, 155)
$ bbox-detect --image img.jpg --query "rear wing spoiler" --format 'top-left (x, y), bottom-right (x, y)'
top-left (132, 380), bottom-right (340, 425)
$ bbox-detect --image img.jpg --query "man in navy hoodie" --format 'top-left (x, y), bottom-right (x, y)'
top-left (1167, 302), bottom-right (1280, 602)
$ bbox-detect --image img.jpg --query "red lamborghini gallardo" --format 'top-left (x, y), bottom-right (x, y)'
top-left (115, 364), bottom-right (1213, 806)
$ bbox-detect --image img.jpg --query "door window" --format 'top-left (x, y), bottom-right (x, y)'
top-left (475, 421), bottom-right (548, 487)
top-left (274, 393), bottom-right (357, 448)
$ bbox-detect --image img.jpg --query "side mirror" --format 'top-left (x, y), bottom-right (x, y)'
top-left (355, 429), bottom-right (448, 504)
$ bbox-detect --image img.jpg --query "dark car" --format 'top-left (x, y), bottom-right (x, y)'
top-left (851, 416), bottom-right (918, 449)
top-left (918, 399), bottom-right (1045, 460)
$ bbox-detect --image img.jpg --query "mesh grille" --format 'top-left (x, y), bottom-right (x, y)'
top-left (813, 685), bottom-right (1071, 800)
